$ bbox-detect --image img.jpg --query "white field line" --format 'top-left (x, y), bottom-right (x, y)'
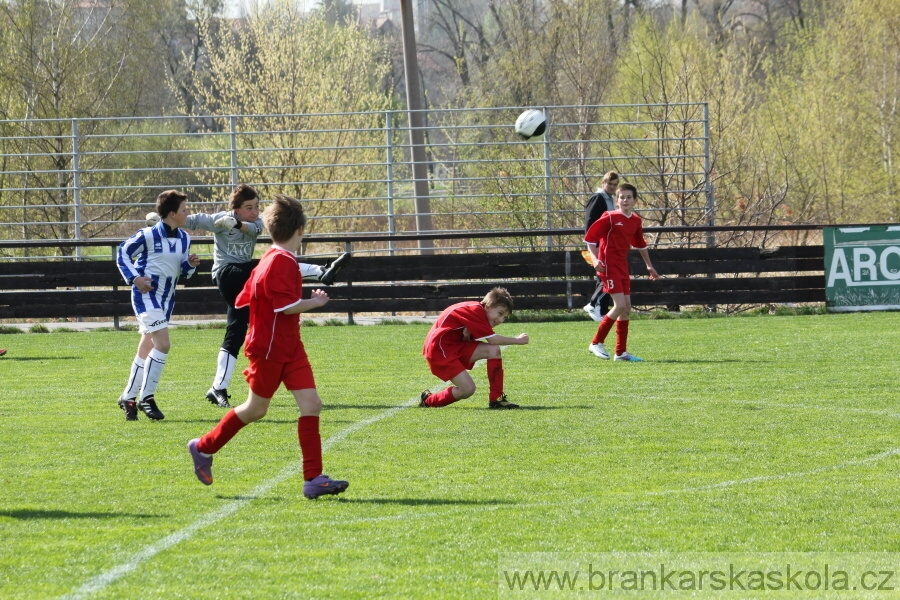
top-left (63, 372), bottom-right (897, 596)
top-left (647, 447), bottom-right (900, 495)
top-left (61, 397), bottom-right (420, 600)
top-left (63, 343), bottom-right (520, 599)
top-left (292, 445), bottom-right (900, 527)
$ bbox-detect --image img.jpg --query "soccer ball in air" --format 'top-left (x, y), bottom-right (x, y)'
top-left (146, 212), bottom-right (160, 227)
top-left (514, 109), bottom-right (547, 140)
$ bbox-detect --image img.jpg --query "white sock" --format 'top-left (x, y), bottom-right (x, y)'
top-left (299, 262), bottom-right (324, 281)
top-left (213, 349), bottom-right (236, 390)
top-left (140, 348), bottom-right (167, 400)
top-left (122, 355), bottom-right (145, 400)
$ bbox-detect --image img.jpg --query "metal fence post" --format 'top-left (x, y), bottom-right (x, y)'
top-left (704, 102), bottom-right (715, 248)
top-left (229, 116), bottom-right (238, 187)
top-left (345, 240), bottom-right (354, 325)
top-left (112, 246), bottom-right (120, 330)
top-left (72, 119), bottom-right (82, 260)
top-left (703, 102), bottom-right (717, 313)
top-left (542, 107), bottom-right (553, 250)
top-left (385, 111), bottom-right (395, 256)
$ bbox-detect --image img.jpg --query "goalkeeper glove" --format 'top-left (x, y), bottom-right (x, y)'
top-left (214, 215), bottom-right (241, 230)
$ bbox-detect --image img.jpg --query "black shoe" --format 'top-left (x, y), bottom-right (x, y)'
top-left (138, 395), bottom-right (165, 420)
top-left (319, 252), bottom-right (351, 286)
top-left (488, 395), bottom-right (519, 409)
top-left (419, 390), bottom-right (432, 407)
top-left (118, 397), bottom-right (138, 421)
top-left (206, 387), bottom-right (231, 408)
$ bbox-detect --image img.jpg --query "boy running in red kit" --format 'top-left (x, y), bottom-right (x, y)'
top-left (420, 287), bottom-right (530, 409)
top-left (188, 195), bottom-right (348, 499)
top-left (584, 182), bottom-right (659, 362)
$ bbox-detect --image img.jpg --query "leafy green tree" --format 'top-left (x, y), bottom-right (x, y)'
top-left (0, 0), bottom-right (175, 245)
top-left (177, 2), bottom-right (395, 238)
top-left (751, 0), bottom-right (899, 227)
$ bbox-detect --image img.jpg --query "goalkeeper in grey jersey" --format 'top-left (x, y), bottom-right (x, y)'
top-left (162, 184), bottom-right (350, 408)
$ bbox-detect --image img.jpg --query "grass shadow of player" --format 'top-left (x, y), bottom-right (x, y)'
top-left (334, 497), bottom-right (517, 507)
top-left (1, 508), bottom-right (164, 520)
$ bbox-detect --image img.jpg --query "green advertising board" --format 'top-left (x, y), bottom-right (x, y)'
top-left (824, 225), bottom-right (900, 312)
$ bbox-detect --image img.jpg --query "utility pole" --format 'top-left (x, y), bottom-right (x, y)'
top-left (399, 0), bottom-right (434, 253)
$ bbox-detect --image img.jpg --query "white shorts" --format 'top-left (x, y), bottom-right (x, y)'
top-left (137, 309), bottom-right (169, 335)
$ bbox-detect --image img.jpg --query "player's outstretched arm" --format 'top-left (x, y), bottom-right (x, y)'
top-left (487, 333), bottom-right (529, 346)
top-left (283, 288), bottom-right (330, 314)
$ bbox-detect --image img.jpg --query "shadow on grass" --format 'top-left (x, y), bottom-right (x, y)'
top-left (324, 405), bottom-right (412, 410)
top-left (1, 509), bottom-right (162, 520)
top-left (650, 359), bottom-right (767, 364)
top-left (160, 415), bottom-right (303, 424)
top-left (478, 405), bottom-right (595, 411)
top-left (0, 356), bottom-right (81, 361)
top-left (215, 495), bottom-right (289, 502)
top-left (335, 497), bottom-right (517, 506)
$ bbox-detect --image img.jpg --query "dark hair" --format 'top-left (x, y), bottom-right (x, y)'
top-left (616, 182), bottom-right (638, 198)
top-left (156, 190), bottom-right (187, 219)
top-left (482, 286), bottom-right (514, 314)
top-left (262, 195), bottom-right (306, 243)
top-left (229, 183), bottom-right (259, 210)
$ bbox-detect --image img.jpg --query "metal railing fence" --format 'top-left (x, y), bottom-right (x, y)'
top-left (0, 103), bottom-right (712, 257)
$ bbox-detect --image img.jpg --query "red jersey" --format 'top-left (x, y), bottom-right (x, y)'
top-left (235, 246), bottom-right (303, 362)
top-left (423, 301), bottom-right (495, 361)
top-left (583, 210), bottom-right (648, 269)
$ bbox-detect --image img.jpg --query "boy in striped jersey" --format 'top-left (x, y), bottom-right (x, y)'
top-left (116, 190), bottom-right (200, 421)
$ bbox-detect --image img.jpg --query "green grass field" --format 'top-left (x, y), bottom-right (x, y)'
top-left (1, 313), bottom-right (899, 598)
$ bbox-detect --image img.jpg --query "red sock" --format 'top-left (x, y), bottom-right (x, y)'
top-left (487, 358), bottom-right (504, 402)
top-left (425, 387), bottom-right (458, 407)
top-left (592, 316), bottom-right (615, 345)
top-left (297, 416), bottom-right (323, 481)
top-left (615, 319), bottom-right (630, 355)
top-left (197, 409), bottom-right (247, 454)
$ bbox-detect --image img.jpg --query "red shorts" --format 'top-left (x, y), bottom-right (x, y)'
top-left (597, 263), bottom-right (631, 295)
top-left (244, 351), bottom-right (315, 398)
top-left (425, 340), bottom-right (481, 382)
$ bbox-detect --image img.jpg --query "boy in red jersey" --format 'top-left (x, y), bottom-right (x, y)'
top-left (420, 287), bottom-right (530, 409)
top-left (584, 182), bottom-right (659, 362)
top-left (187, 195), bottom-right (348, 499)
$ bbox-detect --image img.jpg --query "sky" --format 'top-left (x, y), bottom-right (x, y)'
top-left (226, 0), bottom-right (361, 17)
top-left (224, 0), bottom-right (318, 17)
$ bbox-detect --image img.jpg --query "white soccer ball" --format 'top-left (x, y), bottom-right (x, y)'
top-left (514, 109), bottom-right (547, 140)
top-left (145, 212), bottom-right (160, 227)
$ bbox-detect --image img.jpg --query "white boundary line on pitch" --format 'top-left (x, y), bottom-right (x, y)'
top-left (647, 447), bottom-right (900, 495)
top-left (300, 446), bottom-right (900, 523)
top-left (63, 344), bottom-right (521, 598)
top-left (61, 397), bottom-right (420, 600)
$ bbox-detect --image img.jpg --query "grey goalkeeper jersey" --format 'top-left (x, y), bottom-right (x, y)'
top-left (185, 211), bottom-right (263, 280)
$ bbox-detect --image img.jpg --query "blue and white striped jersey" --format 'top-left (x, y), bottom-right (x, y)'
top-left (117, 223), bottom-right (197, 317)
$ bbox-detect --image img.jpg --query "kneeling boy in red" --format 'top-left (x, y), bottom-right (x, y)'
top-left (584, 182), bottom-right (659, 362)
top-left (420, 287), bottom-right (530, 409)
top-left (188, 195), bottom-right (348, 499)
